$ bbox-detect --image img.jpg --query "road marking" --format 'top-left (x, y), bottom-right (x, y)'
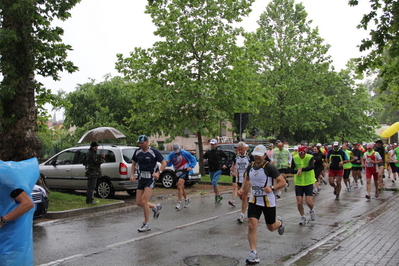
top-left (175, 216), bottom-right (219, 229)
top-left (106, 231), bottom-right (165, 248)
top-left (38, 254), bottom-right (84, 266)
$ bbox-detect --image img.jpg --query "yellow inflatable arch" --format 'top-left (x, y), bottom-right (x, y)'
top-left (381, 122), bottom-right (399, 138)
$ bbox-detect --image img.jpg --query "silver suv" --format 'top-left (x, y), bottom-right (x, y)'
top-left (40, 144), bottom-right (138, 198)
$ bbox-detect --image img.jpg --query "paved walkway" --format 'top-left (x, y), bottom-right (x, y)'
top-left (307, 178), bottom-right (399, 266)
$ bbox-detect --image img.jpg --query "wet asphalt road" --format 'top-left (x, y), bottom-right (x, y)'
top-left (33, 180), bottom-right (398, 266)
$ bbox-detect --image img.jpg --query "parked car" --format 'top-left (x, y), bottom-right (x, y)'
top-left (203, 149), bottom-right (236, 175)
top-left (32, 185), bottom-right (49, 220)
top-left (40, 144), bottom-right (139, 198)
top-left (158, 150), bottom-right (201, 188)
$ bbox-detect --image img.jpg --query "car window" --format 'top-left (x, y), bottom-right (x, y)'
top-left (54, 150), bottom-right (76, 165)
top-left (77, 149), bottom-right (89, 164)
top-left (122, 148), bottom-right (135, 163)
top-left (99, 149), bottom-right (116, 163)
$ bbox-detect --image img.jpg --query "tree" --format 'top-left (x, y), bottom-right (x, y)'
top-left (63, 75), bottom-right (140, 143)
top-left (243, 0), bottom-right (333, 141)
top-left (116, 0), bottom-right (257, 173)
top-left (349, 0), bottom-right (399, 108)
top-left (0, 0), bottom-right (80, 161)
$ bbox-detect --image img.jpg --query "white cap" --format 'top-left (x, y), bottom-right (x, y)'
top-left (210, 139), bottom-right (218, 144)
top-left (173, 143), bottom-right (181, 153)
top-left (316, 143), bottom-right (322, 147)
top-left (293, 146), bottom-right (298, 150)
top-left (252, 145), bottom-right (267, 156)
top-left (333, 141), bottom-right (339, 146)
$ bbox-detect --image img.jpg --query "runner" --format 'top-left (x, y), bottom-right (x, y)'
top-left (326, 141), bottom-right (349, 200)
top-left (266, 143), bottom-right (274, 162)
top-left (271, 141), bottom-right (292, 197)
top-left (237, 145), bottom-right (286, 264)
top-left (202, 139), bottom-right (228, 204)
top-left (312, 146), bottom-right (326, 194)
top-left (130, 135), bottom-right (166, 232)
top-left (165, 143), bottom-right (197, 210)
top-left (362, 143), bottom-right (382, 200)
top-left (291, 146), bottom-right (298, 157)
top-left (351, 143), bottom-right (364, 188)
top-left (342, 143), bottom-right (354, 192)
top-left (229, 142), bottom-right (254, 223)
top-left (388, 144), bottom-right (397, 183)
top-left (291, 146), bottom-right (316, 225)
top-left (374, 140), bottom-right (386, 190)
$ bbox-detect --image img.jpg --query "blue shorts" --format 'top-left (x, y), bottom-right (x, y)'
top-left (137, 178), bottom-right (156, 190)
top-left (210, 170), bottom-right (222, 187)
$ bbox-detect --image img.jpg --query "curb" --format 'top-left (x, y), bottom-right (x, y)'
top-left (45, 201), bottom-right (126, 219)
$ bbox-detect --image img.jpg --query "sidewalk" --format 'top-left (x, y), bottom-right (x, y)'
top-left (305, 179), bottom-right (399, 266)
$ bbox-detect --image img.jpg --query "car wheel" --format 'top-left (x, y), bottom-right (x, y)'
top-left (160, 172), bottom-right (176, 188)
top-left (126, 189), bottom-right (136, 196)
top-left (96, 179), bottom-right (115, 198)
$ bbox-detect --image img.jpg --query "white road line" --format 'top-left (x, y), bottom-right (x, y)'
top-left (106, 231), bottom-right (165, 248)
top-left (175, 216), bottom-right (219, 229)
top-left (38, 254), bottom-right (84, 266)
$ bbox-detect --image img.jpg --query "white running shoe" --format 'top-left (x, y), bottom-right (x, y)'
top-left (138, 222), bottom-right (151, 232)
top-left (153, 203), bottom-right (162, 219)
top-left (246, 251), bottom-right (260, 264)
top-left (237, 213), bottom-right (245, 223)
top-left (299, 216), bottom-right (307, 225)
top-left (175, 201), bottom-right (182, 210)
top-left (310, 210), bottom-right (316, 221)
top-left (277, 216), bottom-right (285, 235)
top-left (184, 198), bottom-right (191, 208)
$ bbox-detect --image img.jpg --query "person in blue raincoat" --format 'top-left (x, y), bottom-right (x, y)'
top-left (165, 143), bottom-right (197, 210)
top-left (0, 158), bottom-right (39, 266)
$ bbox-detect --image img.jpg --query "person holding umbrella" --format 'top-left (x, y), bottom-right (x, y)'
top-left (85, 142), bottom-right (105, 205)
top-left (130, 135), bottom-right (166, 232)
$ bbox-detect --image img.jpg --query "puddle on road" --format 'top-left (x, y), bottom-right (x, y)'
top-left (184, 255), bottom-right (239, 266)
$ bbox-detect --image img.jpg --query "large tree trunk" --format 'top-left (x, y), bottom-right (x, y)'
top-left (0, 2), bottom-right (42, 161)
top-left (197, 131), bottom-right (205, 176)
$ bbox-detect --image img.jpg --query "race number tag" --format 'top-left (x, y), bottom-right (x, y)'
top-left (252, 186), bottom-right (267, 197)
top-left (366, 159), bottom-right (373, 168)
top-left (140, 171), bottom-right (152, 179)
top-left (277, 158), bottom-right (282, 163)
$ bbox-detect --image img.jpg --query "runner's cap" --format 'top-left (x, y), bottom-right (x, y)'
top-left (252, 145), bottom-right (267, 156)
top-left (210, 139), bottom-right (218, 144)
top-left (316, 143), bottom-right (322, 147)
top-left (367, 143), bottom-right (374, 148)
top-left (333, 141), bottom-right (339, 146)
top-left (293, 146), bottom-right (298, 150)
top-left (173, 143), bottom-right (181, 153)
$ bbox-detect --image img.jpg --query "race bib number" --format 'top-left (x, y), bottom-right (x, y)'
top-left (354, 156), bottom-right (358, 160)
top-left (252, 186), bottom-right (267, 197)
top-left (139, 171), bottom-right (152, 179)
top-left (366, 159), bottom-right (373, 168)
top-left (277, 158), bottom-right (282, 163)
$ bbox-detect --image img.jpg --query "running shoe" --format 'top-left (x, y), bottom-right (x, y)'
top-left (354, 183), bottom-right (358, 189)
top-left (375, 192), bottom-right (379, 198)
top-left (138, 222), bottom-right (151, 232)
top-left (153, 203), bottom-right (162, 219)
top-left (360, 178), bottom-right (363, 186)
top-left (277, 216), bottom-right (285, 235)
top-left (246, 251), bottom-right (260, 264)
top-left (175, 201), bottom-right (182, 210)
top-left (365, 194), bottom-right (370, 200)
top-left (228, 199), bottom-right (236, 207)
top-left (322, 179), bottom-right (328, 185)
top-left (393, 179), bottom-right (396, 183)
top-left (237, 213), bottom-right (245, 223)
top-left (310, 210), bottom-right (316, 221)
top-left (184, 198), bottom-right (191, 208)
top-left (215, 195), bottom-right (223, 204)
top-left (276, 191), bottom-right (282, 198)
top-left (299, 216), bottom-right (307, 225)
top-left (335, 194), bottom-right (340, 200)
top-left (333, 188), bottom-right (337, 195)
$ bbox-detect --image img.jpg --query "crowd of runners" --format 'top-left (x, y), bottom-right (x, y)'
top-left (129, 135), bottom-right (398, 264)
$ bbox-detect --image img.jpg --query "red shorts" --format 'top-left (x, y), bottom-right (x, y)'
top-left (365, 168), bottom-right (378, 180)
top-left (328, 169), bottom-right (343, 177)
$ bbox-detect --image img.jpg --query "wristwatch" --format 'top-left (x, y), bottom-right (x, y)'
top-left (1, 216), bottom-right (8, 226)
top-left (271, 186), bottom-right (275, 192)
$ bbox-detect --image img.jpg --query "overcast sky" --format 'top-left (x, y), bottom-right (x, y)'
top-left (39, 0), bottom-right (372, 115)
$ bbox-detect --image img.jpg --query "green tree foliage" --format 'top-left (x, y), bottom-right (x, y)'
top-left (244, 0), bottom-right (333, 141)
top-left (349, 0), bottom-right (399, 108)
top-left (0, 0), bottom-right (79, 161)
top-left (63, 76), bottom-right (138, 143)
top-left (116, 0), bottom-right (257, 169)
